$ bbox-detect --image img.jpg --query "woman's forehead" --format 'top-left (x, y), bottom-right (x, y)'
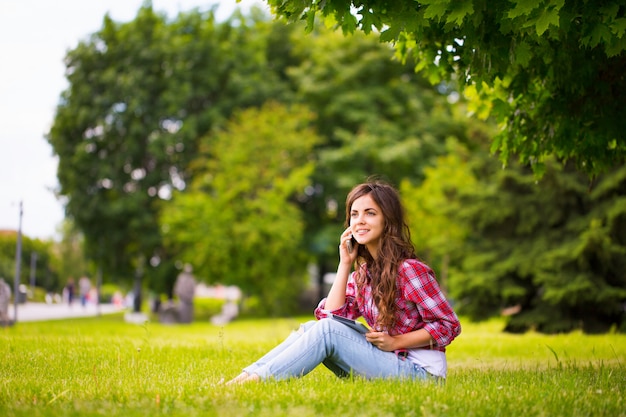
top-left (351, 193), bottom-right (380, 211)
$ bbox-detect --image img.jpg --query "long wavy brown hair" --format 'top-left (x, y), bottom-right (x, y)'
top-left (345, 180), bottom-right (417, 331)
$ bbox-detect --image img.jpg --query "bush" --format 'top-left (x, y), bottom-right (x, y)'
top-left (99, 284), bottom-right (126, 303)
top-left (193, 298), bottom-right (226, 321)
top-left (28, 286), bottom-right (48, 303)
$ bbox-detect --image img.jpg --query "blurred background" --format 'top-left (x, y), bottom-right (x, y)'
top-left (1, 0), bottom-right (624, 334)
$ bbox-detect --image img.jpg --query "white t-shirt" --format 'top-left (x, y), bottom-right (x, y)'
top-left (407, 349), bottom-right (448, 378)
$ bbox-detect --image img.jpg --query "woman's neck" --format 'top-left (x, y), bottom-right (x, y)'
top-left (366, 243), bottom-right (378, 260)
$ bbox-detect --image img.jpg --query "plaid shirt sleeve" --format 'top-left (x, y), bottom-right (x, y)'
top-left (397, 260), bottom-right (461, 349)
top-left (314, 271), bottom-right (362, 320)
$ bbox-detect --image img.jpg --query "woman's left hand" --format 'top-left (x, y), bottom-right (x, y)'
top-left (365, 331), bottom-right (395, 352)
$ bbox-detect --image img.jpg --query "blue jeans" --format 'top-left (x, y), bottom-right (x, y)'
top-left (242, 318), bottom-right (430, 381)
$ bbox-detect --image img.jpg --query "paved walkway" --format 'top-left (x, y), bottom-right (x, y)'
top-left (7, 302), bottom-right (124, 323)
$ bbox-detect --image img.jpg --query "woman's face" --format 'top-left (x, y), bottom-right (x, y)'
top-left (349, 193), bottom-right (385, 258)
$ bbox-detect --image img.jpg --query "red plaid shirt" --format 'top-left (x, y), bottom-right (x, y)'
top-left (315, 259), bottom-right (461, 352)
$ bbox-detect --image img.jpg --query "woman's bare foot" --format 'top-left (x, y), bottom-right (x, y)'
top-left (225, 372), bottom-right (260, 385)
top-left (225, 372), bottom-right (251, 385)
top-left (242, 373), bottom-right (260, 383)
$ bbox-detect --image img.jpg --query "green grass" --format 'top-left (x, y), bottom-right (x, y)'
top-left (0, 314), bottom-right (624, 416)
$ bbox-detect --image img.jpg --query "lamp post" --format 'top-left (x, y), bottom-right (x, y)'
top-left (13, 201), bottom-right (23, 323)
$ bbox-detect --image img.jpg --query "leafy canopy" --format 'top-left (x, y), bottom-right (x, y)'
top-left (266, 0), bottom-right (626, 175)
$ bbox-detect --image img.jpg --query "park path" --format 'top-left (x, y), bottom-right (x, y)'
top-left (7, 302), bottom-right (123, 323)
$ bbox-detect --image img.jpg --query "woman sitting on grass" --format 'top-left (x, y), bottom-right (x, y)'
top-left (226, 180), bottom-right (461, 384)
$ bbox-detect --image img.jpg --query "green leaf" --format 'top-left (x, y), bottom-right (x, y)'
top-left (610, 17), bottom-right (626, 38)
top-left (584, 23), bottom-right (614, 48)
top-left (513, 41), bottom-right (532, 67)
top-left (305, 10), bottom-right (316, 33)
top-left (341, 12), bottom-right (358, 34)
top-left (448, 1), bottom-right (474, 26)
top-left (605, 35), bottom-right (626, 56)
top-left (422, 0), bottom-right (450, 22)
top-left (600, 4), bottom-right (620, 21)
top-left (535, 9), bottom-right (560, 36)
top-left (360, 7), bottom-right (382, 34)
top-left (380, 25), bottom-right (402, 42)
top-left (508, 0), bottom-right (540, 19)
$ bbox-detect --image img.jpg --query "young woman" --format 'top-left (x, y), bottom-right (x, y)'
top-left (226, 180), bottom-right (461, 384)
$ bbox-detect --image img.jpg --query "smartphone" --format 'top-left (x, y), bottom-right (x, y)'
top-left (346, 235), bottom-right (357, 253)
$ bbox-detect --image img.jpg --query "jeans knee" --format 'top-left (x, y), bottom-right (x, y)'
top-left (297, 320), bottom-right (318, 334)
top-left (313, 317), bottom-right (348, 337)
top-left (299, 318), bottom-right (346, 340)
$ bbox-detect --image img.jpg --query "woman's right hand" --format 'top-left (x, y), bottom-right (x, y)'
top-left (339, 227), bottom-right (358, 264)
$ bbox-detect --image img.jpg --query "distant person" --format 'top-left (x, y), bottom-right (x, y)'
top-left (0, 278), bottom-right (11, 326)
top-left (112, 291), bottom-right (124, 308)
top-left (65, 277), bottom-right (75, 306)
top-left (211, 299), bottom-right (239, 326)
top-left (79, 276), bottom-right (91, 307)
top-left (225, 180), bottom-right (461, 384)
top-left (174, 264), bottom-right (196, 323)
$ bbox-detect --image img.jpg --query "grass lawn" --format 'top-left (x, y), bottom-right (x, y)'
top-left (0, 313), bottom-right (624, 416)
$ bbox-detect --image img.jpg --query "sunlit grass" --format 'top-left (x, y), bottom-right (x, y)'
top-left (0, 314), bottom-right (623, 416)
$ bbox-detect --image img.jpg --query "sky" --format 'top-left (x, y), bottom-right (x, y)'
top-left (0, 0), bottom-right (266, 240)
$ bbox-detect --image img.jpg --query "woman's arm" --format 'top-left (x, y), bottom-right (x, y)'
top-left (400, 260), bottom-right (461, 348)
top-left (369, 260), bottom-right (461, 351)
top-left (323, 262), bottom-right (351, 311)
top-left (324, 228), bottom-right (358, 311)
top-left (366, 328), bottom-right (435, 352)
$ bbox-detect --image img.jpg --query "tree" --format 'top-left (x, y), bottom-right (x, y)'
top-left (160, 102), bottom-right (320, 315)
top-left (266, 0), bottom-right (626, 175)
top-left (47, 5), bottom-right (294, 289)
top-left (49, 6), bottom-right (180, 286)
top-left (448, 154), bottom-right (626, 333)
